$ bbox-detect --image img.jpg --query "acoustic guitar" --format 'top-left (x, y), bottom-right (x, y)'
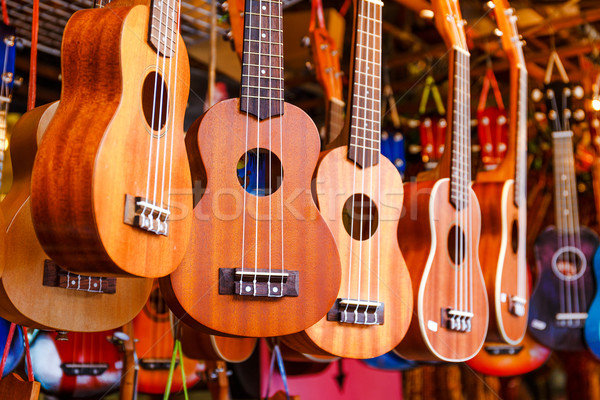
top-left (393, 0), bottom-right (488, 362)
top-left (30, 0), bottom-right (192, 277)
top-left (160, 0), bottom-right (342, 337)
top-left (471, 0), bottom-right (529, 346)
top-left (528, 79), bottom-right (599, 350)
top-left (281, 0), bottom-right (412, 359)
top-left (0, 102), bottom-right (152, 331)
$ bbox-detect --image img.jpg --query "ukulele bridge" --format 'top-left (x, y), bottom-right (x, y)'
top-left (60, 363), bottom-right (109, 376)
top-left (555, 312), bottom-right (587, 327)
top-left (508, 295), bottom-right (526, 317)
top-left (327, 298), bottom-right (384, 325)
top-left (123, 194), bottom-right (170, 236)
top-left (442, 308), bottom-right (473, 332)
top-left (140, 358), bottom-right (179, 371)
top-left (43, 260), bottom-right (116, 294)
top-left (218, 268), bottom-right (299, 297)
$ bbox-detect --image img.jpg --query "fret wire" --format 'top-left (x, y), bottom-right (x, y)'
top-left (241, 85), bottom-right (284, 91)
top-left (244, 26), bottom-right (283, 33)
top-left (349, 143), bottom-right (380, 151)
top-left (350, 134), bottom-right (379, 142)
top-left (246, 11), bottom-right (282, 17)
top-left (240, 94), bottom-right (285, 101)
top-left (243, 51), bottom-right (283, 58)
top-left (244, 38), bottom-right (283, 46)
top-left (243, 63), bottom-right (284, 70)
top-left (356, 28), bottom-right (381, 37)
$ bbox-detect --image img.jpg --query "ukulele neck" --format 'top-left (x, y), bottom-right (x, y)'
top-left (149, 0), bottom-right (180, 58)
top-left (449, 46), bottom-right (471, 211)
top-left (239, 0), bottom-right (284, 120)
top-left (513, 50), bottom-right (528, 208)
top-left (326, 97), bottom-right (345, 143)
top-left (347, 0), bottom-right (382, 168)
top-left (552, 130), bottom-right (580, 237)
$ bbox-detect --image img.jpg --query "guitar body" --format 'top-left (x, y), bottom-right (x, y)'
top-left (179, 322), bottom-right (256, 363)
top-left (0, 103), bottom-right (152, 331)
top-left (465, 333), bottom-right (551, 377)
top-left (472, 180), bottom-right (527, 344)
top-left (134, 284), bottom-right (203, 394)
top-left (394, 179), bottom-right (488, 362)
top-left (160, 98), bottom-right (341, 337)
top-left (281, 146), bottom-right (413, 358)
top-left (529, 226), bottom-right (599, 350)
top-left (585, 227), bottom-right (600, 358)
top-left (30, 330), bottom-right (121, 398)
top-left (30, 2), bottom-right (192, 277)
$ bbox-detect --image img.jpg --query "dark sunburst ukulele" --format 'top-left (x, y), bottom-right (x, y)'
top-left (30, 0), bottom-right (192, 277)
top-left (528, 67), bottom-right (599, 350)
top-left (160, 0), bottom-right (342, 337)
top-left (281, 0), bottom-right (413, 359)
top-left (393, 0), bottom-right (488, 362)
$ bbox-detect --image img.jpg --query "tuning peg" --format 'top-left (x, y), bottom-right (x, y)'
top-left (408, 144), bottom-right (422, 154)
top-left (300, 36), bottom-right (311, 48)
top-left (13, 76), bottom-right (23, 88)
top-left (305, 61), bottom-right (314, 73)
top-left (484, 1), bottom-right (495, 11)
top-left (574, 109), bottom-right (586, 121)
top-left (3, 35), bottom-right (14, 47)
top-left (419, 9), bottom-right (434, 20)
top-left (494, 28), bottom-right (503, 37)
top-left (56, 331), bottom-right (69, 341)
top-left (381, 131), bottom-right (389, 141)
top-left (223, 30), bottom-right (233, 41)
top-left (531, 88), bottom-right (543, 102)
top-left (573, 85), bottom-right (584, 100)
top-left (218, 1), bottom-right (229, 13)
top-left (534, 112), bottom-right (546, 122)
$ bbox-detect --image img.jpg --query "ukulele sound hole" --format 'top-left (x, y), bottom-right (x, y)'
top-left (237, 148), bottom-right (283, 196)
top-left (141, 71), bottom-right (169, 132)
top-left (447, 225), bottom-right (466, 265)
top-left (511, 219), bottom-right (519, 254)
top-left (342, 194), bottom-right (378, 241)
top-left (551, 247), bottom-right (586, 281)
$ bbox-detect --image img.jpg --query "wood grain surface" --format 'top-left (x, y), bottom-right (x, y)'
top-left (281, 146), bottom-right (413, 359)
top-left (0, 102), bottom-right (152, 331)
top-left (160, 98), bottom-right (341, 337)
top-left (30, 2), bottom-right (192, 277)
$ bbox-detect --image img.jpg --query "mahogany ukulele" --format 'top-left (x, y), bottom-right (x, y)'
top-left (281, 0), bottom-right (413, 359)
top-left (179, 322), bottom-right (257, 363)
top-left (0, 102), bottom-right (152, 331)
top-left (160, 0), bottom-right (342, 337)
top-left (471, 0), bottom-right (529, 347)
top-left (393, 0), bottom-right (488, 362)
top-left (528, 78), bottom-right (599, 350)
top-left (30, 0), bottom-right (192, 277)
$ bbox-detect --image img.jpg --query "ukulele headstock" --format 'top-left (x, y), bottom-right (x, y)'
top-left (309, 26), bottom-right (343, 103)
top-left (492, 0), bottom-right (524, 66)
top-left (541, 82), bottom-right (584, 133)
top-left (433, 0), bottom-right (467, 52)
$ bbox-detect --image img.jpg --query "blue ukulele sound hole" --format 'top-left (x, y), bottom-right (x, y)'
top-left (237, 148), bottom-right (283, 196)
top-left (447, 225), bottom-right (466, 265)
top-left (141, 71), bottom-right (169, 132)
top-left (342, 194), bottom-right (378, 241)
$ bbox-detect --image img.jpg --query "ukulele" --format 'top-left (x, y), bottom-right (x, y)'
top-left (471, 0), bottom-right (529, 346)
top-left (418, 75), bottom-right (447, 170)
top-left (133, 282), bottom-right (203, 394)
top-left (160, 0), bottom-right (342, 337)
top-left (30, 0), bottom-right (192, 277)
top-left (179, 322), bottom-right (257, 363)
top-left (30, 330), bottom-right (122, 398)
top-left (281, 0), bottom-right (412, 359)
top-left (528, 79), bottom-right (599, 350)
top-left (476, 67), bottom-right (508, 170)
top-left (308, 0), bottom-right (344, 145)
top-left (0, 102), bottom-right (152, 331)
top-left (393, 0), bottom-right (488, 362)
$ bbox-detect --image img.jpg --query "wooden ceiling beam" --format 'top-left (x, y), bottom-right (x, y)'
top-left (390, 0), bottom-right (432, 16)
top-left (520, 8), bottom-right (600, 38)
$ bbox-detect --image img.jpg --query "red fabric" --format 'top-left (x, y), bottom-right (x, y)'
top-left (1, 0), bottom-right (9, 25)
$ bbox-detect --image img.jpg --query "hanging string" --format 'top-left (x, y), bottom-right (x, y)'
top-left (0, 322), bottom-right (16, 377)
top-left (1, 0), bottom-right (9, 25)
top-left (27, 0), bottom-right (39, 111)
top-left (163, 339), bottom-right (188, 400)
top-left (23, 327), bottom-right (33, 381)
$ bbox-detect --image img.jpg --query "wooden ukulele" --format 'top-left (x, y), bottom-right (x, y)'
top-left (30, 0), bottom-right (192, 277)
top-left (393, 0), bottom-right (488, 362)
top-left (528, 79), bottom-right (599, 350)
top-left (133, 282), bottom-right (203, 394)
top-left (418, 75), bottom-right (447, 170)
top-left (179, 322), bottom-right (256, 363)
top-left (160, 0), bottom-right (342, 337)
top-left (281, 0), bottom-right (412, 359)
top-left (471, 0), bottom-right (529, 347)
top-left (308, 0), bottom-right (344, 144)
top-left (0, 102), bottom-right (152, 331)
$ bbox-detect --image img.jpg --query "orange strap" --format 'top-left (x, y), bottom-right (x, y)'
top-left (1, 0), bottom-right (8, 25)
top-left (309, 0), bottom-right (326, 31)
top-left (27, 0), bottom-right (39, 111)
top-left (339, 0), bottom-right (351, 17)
top-left (477, 67), bottom-right (504, 112)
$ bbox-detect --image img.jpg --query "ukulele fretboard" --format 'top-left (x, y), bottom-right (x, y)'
top-left (149, 0), bottom-right (180, 58)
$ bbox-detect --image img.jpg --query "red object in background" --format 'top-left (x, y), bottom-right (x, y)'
top-left (260, 342), bottom-right (402, 400)
top-left (477, 68), bottom-right (508, 168)
top-left (419, 115), bottom-right (447, 169)
top-left (134, 282), bottom-right (203, 395)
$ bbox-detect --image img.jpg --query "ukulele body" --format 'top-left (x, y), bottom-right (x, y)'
top-left (30, 330), bottom-right (121, 398)
top-left (133, 285), bottom-right (203, 395)
top-left (465, 333), bottom-right (551, 377)
top-left (585, 246), bottom-right (600, 359)
top-left (281, 146), bottom-right (413, 358)
top-left (394, 178), bottom-right (488, 362)
top-left (160, 98), bottom-right (342, 337)
top-left (529, 226), bottom-right (598, 350)
top-left (472, 180), bottom-right (528, 344)
top-left (30, 3), bottom-right (192, 277)
top-left (179, 322), bottom-right (257, 363)
top-left (0, 103), bottom-right (152, 331)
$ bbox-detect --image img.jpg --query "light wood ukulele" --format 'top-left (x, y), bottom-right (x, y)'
top-left (471, 0), bottom-right (529, 346)
top-left (30, 0), bottom-right (192, 277)
top-left (0, 102), bottom-right (152, 331)
top-left (393, 0), bottom-right (488, 362)
top-left (160, 0), bottom-right (342, 337)
top-left (281, 0), bottom-right (412, 359)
